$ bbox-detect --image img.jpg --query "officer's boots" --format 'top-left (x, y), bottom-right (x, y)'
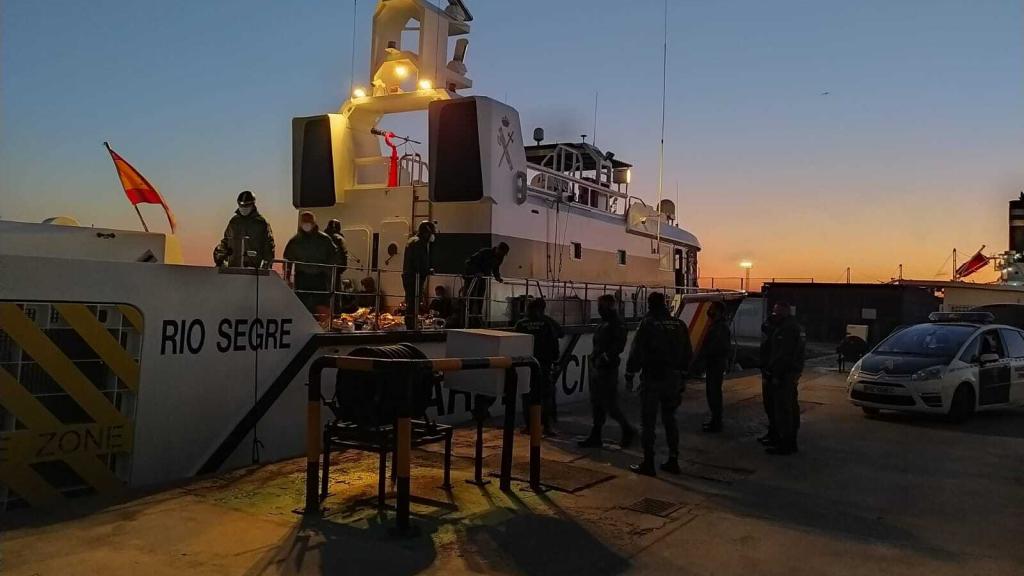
top-left (659, 458), bottom-right (681, 474)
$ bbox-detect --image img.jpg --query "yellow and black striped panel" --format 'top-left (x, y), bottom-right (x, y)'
top-left (686, 301), bottom-right (712, 356)
top-left (0, 302), bottom-right (142, 511)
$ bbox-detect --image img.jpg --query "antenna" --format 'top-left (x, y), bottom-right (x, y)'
top-left (349, 0), bottom-right (358, 97)
top-left (593, 91), bottom-right (599, 147)
top-left (656, 0), bottom-right (668, 253)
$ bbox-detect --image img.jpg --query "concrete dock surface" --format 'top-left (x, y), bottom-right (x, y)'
top-left (3, 367), bottom-right (1023, 575)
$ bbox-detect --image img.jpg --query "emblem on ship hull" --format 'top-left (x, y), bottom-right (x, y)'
top-left (498, 116), bottom-right (514, 171)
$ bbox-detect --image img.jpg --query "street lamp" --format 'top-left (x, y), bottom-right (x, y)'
top-left (739, 261), bottom-right (753, 292)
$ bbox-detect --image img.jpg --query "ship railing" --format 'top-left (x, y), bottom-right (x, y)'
top-left (526, 163), bottom-right (626, 216)
top-left (269, 259), bottom-right (740, 332)
top-left (399, 153), bottom-right (428, 186)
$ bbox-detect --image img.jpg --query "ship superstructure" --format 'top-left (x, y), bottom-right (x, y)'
top-left (292, 0), bottom-right (702, 320)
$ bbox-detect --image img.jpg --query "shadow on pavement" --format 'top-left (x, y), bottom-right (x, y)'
top-left (709, 479), bottom-right (959, 562)
top-left (867, 408), bottom-right (1024, 440)
top-left (461, 512), bottom-right (631, 576)
top-left (245, 514), bottom-right (440, 576)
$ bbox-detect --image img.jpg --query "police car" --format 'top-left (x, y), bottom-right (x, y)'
top-left (847, 312), bottom-right (1024, 421)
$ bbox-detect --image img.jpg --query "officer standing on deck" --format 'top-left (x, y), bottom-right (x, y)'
top-left (283, 211), bottom-right (339, 315)
top-left (697, 301), bottom-right (731, 433)
top-left (213, 190), bottom-right (275, 268)
top-left (323, 218), bottom-right (348, 276)
top-left (401, 221), bottom-right (435, 330)
top-left (515, 297), bottom-right (563, 437)
top-left (579, 294), bottom-right (635, 448)
top-left (764, 301), bottom-right (805, 455)
top-left (625, 292), bottom-right (692, 476)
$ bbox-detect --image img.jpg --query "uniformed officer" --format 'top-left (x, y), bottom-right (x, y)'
top-left (514, 297), bottom-right (563, 436)
top-left (462, 242), bottom-right (510, 327)
top-left (697, 301), bottom-right (731, 433)
top-left (758, 311), bottom-right (782, 446)
top-left (282, 211), bottom-right (339, 314)
top-left (323, 218), bottom-right (348, 276)
top-left (579, 294), bottom-right (635, 448)
top-left (764, 301), bottom-right (805, 455)
top-left (401, 221), bottom-right (435, 330)
top-left (213, 190), bottom-right (275, 268)
top-left (625, 291), bottom-right (692, 476)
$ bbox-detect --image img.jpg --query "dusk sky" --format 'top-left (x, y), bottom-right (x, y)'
top-left (2, 0), bottom-right (1021, 284)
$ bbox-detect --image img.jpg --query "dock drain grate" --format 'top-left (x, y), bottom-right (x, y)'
top-left (624, 497), bottom-right (682, 518)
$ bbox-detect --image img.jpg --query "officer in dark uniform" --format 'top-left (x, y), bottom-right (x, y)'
top-left (579, 294), bottom-right (635, 448)
top-left (323, 218), bottom-right (348, 315)
top-left (514, 297), bottom-right (563, 436)
top-left (462, 242), bottom-right (510, 327)
top-left (697, 301), bottom-right (731, 433)
top-left (758, 312), bottom-right (782, 445)
top-left (213, 190), bottom-right (275, 268)
top-left (323, 218), bottom-right (348, 276)
top-left (282, 211), bottom-right (339, 314)
top-left (625, 292), bottom-right (693, 476)
top-left (401, 221), bottom-right (435, 330)
top-left (764, 301), bottom-right (805, 455)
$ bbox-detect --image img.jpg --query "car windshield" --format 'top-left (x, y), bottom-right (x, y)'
top-left (874, 324), bottom-right (976, 358)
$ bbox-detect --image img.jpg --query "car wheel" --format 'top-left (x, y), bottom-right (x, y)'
top-left (947, 384), bottom-right (975, 423)
top-left (861, 407), bottom-right (880, 417)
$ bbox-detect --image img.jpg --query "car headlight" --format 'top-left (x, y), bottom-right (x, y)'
top-left (847, 360), bottom-right (862, 384)
top-left (911, 365), bottom-right (945, 382)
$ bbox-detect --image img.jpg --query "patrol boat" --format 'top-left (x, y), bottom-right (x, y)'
top-left (293, 0), bottom-right (702, 325)
top-left (0, 0), bottom-right (742, 513)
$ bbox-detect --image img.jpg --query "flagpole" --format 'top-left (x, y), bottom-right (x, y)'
top-left (134, 205), bottom-right (150, 232)
top-left (952, 249), bottom-right (957, 281)
top-left (105, 141), bottom-right (153, 233)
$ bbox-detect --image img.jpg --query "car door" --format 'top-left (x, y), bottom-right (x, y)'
top-left (977, 329), bottom-right (1012, 406)
top-left (999, 328), bottom-right (1024, 406)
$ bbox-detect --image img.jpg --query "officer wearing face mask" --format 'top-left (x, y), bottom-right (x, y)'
top-left (401, 221), bottom-right (436, 330)
top-left (283, 211), bottom-right (340, 314)
top-left (213, 190), bottom-right (276, 269)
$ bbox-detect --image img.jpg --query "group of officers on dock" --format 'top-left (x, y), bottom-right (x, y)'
top-left (572, 292), bottom-right (806, 476)
top-left (211, 191), bottom-right (807, 474)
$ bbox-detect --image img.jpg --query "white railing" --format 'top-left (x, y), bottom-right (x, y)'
top-left (268, 259), bottom-right (742, 332)
top-left (526, 163), bottom-right (625, 216)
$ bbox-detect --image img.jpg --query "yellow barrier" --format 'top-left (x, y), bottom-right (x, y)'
top-left (0, 302), bottom-right (141, 511)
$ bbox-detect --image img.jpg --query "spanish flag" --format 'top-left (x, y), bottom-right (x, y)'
top-left (104, 142), bottom-right (177, 233)
top-left (955, 246), bottom-right (989, 279)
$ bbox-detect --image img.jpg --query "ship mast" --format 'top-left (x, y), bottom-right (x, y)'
top-left (656, 0), bottom-right (668, 254)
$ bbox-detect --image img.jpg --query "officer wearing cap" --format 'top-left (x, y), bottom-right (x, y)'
top-left (625, 291), bottom-right (693, 476)
top-left (213, 190), bottom-right (275, 269)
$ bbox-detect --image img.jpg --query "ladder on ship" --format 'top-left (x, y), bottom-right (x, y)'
top-left (412, 186), bottom-right (431, 230)
top-left (403, 154), bottom-right (432, 233)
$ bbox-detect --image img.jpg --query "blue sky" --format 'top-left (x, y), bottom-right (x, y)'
top-left (2, 0), bottom-right (1021, 280)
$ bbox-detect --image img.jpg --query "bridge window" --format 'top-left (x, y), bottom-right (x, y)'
top-left (571, 242), bottom-right (582, 260)
top-left (429, 99), bottom-right (483, 202)
top-left (617, 250), bottom-right (627, 266)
